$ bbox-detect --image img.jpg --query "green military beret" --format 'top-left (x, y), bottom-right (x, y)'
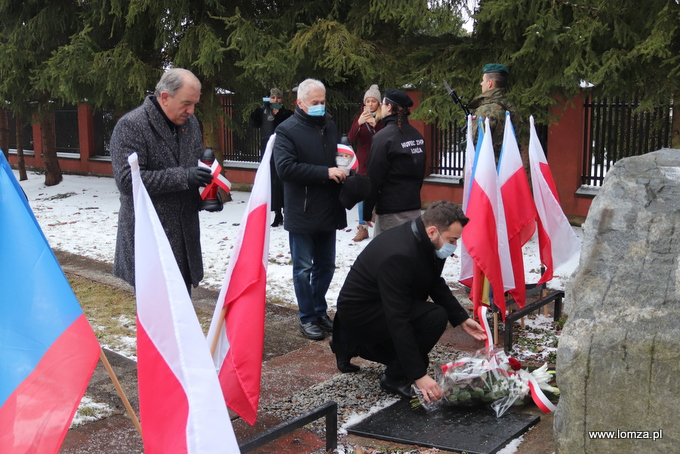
top-left (482, 63), bottom-right (509, 76)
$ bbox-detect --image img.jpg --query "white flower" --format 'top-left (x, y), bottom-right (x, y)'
top-left (530, 363), bottom-right (560, 395)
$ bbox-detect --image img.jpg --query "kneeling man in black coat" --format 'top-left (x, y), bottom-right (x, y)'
top-left (334, 201), bottom-right (486, 402)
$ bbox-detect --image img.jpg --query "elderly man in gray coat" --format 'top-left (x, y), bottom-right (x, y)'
top-left (111, 68), bottom-right (213, 291)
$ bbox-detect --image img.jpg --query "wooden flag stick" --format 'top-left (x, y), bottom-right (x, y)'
top-left (209, 306), bottom-right (228, 357)
top-left (99, 348), bottom-right (143, 437)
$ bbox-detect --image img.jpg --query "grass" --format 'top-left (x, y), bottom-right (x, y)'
top-left (68, 273), bottom-right (213, 357)
top-left (68, 274), bottom-right (138, 356)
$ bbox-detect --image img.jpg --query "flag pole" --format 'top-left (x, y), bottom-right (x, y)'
top-left (209, 306), bottom-right (228, 357)
top-left (99, 348), bottom-right (143, 437)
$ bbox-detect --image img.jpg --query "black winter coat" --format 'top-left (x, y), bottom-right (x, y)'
top-left (362, 115), bottom-right (426, 221)
top-left (250, 105), bottom-right (293, 212)
top-left (249, 105), bottom-right (293, 155)
top-left (337, 218), bottom-right (469, 380)
top-left (110, 96), bottom-right (205, 288)
top-left (273, 106), bottom-right (347, 233)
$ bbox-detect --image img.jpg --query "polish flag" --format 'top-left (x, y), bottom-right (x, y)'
top-left (529, 116), bottom-right (581, 284)
top-left (207, 134), bottom-right (273, 426)
top-left (458, 115), bottom-right (477, 285)
top-left (129, 153), bottom-right (239, 453)
top-left (461, 117), bottom-right (514, 320)
top-left (498, 112), bottom-right (536, 308)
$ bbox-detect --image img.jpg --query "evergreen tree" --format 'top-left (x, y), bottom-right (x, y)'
top-left (467, 0), bottom-right (680, 146)
top-left (0, 0), bottom-right (88, 185)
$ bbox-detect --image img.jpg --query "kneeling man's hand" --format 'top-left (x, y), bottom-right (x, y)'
top-left (415, 375), bottom-right (442, 404)
top-left (461, 318), bottom-right (487, 341)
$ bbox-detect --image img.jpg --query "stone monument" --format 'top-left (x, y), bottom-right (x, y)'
top-left (554, 148), bottom-right (680, 452)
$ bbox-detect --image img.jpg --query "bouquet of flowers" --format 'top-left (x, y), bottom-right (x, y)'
top-left (412, 347), bottom-right (559, 417)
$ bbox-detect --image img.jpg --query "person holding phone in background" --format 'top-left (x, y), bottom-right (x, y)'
top-left (346, 84), bottom-right (384, 242)
top-left (250, 88), bottom-right (293, 227)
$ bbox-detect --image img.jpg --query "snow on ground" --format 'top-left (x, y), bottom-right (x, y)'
top-left (15, 170), bottom-right (582, 312)
top-left (16, 169), bottom-right (576, 450)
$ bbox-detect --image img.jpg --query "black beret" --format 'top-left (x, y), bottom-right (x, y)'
top-left (482, 63), bottom-right (509, 76)
top-left (339, 175), bottom-right (372, 210)
top-left (384, 88), bottom-right (413, 108)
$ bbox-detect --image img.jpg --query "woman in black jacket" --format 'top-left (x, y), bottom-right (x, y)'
top-left (363, 89), bottom-right (427, 236)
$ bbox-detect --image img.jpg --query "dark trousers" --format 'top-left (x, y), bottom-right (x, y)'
top-left (338, 301), bottom-right (447, 380)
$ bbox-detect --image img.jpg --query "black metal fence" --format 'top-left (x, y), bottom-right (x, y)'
top-left (582, 96), bottom-right (674, 186)
top-left (222, 90), bottom-right (364, 162)
top-left (429, 119), bottom-right (549, 178)
top-left (8, 114), bottom-right (35, 151)
top-left (429, 121), bottom-right (466, 177)
top-left (92, 109), bottom-right (118, 157)
top-left (54, 106), bottom-right (80, 153)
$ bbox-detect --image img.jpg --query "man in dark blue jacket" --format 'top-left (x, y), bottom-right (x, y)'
top-left (273, 78), bottom-right (348, 340)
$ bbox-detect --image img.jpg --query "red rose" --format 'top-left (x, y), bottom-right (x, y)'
top-left (508, 357), bottom-right (522, 371)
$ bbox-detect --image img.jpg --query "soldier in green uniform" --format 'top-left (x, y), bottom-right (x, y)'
top-left (469, 63), bottom-right (522, 163)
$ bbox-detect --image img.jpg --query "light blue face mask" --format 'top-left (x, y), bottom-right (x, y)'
top-left (303, 101), bottom-right (326, 117)
top-left (435, 230), bottom-right (458, 259)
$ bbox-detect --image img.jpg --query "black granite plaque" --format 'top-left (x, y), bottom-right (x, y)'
top-left (346, 399), bottom-right (540, 454)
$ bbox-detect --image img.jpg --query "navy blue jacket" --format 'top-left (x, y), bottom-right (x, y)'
top-left (273, 106), bottom-right (347, 233)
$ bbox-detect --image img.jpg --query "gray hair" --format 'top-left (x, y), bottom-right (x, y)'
top-left (154, 68), bottom-right (201, 97)
top-left (296, 79), bottom-right (325, 102)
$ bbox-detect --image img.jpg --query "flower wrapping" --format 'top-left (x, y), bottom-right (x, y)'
top-left (413, 347), bottom-right (547, 417)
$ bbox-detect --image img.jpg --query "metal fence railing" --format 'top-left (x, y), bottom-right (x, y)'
top-left (582, 96), bottom-right (674, 186)
top-left (222, 90), bottom-right (364, 163)
top-left (429, 118), bottom-right (548, 179)
top-left (429, 121), bottom-right (466, 178)
top-left (54, 106), bottom-right (80, 154)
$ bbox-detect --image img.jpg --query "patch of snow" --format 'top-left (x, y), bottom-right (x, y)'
top-left (15, 170), bottom-right (581, 313)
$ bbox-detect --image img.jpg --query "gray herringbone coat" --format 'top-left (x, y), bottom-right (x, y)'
top-left (111, 96), bottom-right (205, 288)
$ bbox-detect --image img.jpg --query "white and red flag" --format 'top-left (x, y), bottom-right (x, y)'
top-left (498, 112), bottom-right (536, 308)
top-left (528, 116), bottom-right (581, 284)
top-left (461, 117), bottom-right (514, 325)
top-left (129, 153), bottom-right (239, 454)
top-left (458, 115), bottom-right (477, 285)
top-left (207, 134), bottom-right (273, 426)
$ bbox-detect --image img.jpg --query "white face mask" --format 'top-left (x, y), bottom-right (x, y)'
top-left (435, 230), bottom-right (457, 259)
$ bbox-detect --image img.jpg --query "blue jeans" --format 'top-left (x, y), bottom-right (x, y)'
top-left (357, 201), bottom-right (366, 225)
top-left (289, 230), bottom-right (336, 323)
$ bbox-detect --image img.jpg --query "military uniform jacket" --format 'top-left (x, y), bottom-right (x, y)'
top-left (273, 106), bottom-right (347, 233)
top-left (469, 87), bottom-right (521, 160)
top-left (337, 218), bottom-right (470, 380)
top-left (110, 96), bottom-right (205, 288)
top-left (362, 115), bottom-right (426, 221)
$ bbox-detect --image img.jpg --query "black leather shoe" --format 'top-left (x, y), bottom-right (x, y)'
top-left (379, 374), bottom-right (415, 399)
top-left (329, 337), bottom-right (360, 373)
top-left (299, 321), bottom-right (325, 340)
top-left (316, 315), bottom-right (334, 333)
